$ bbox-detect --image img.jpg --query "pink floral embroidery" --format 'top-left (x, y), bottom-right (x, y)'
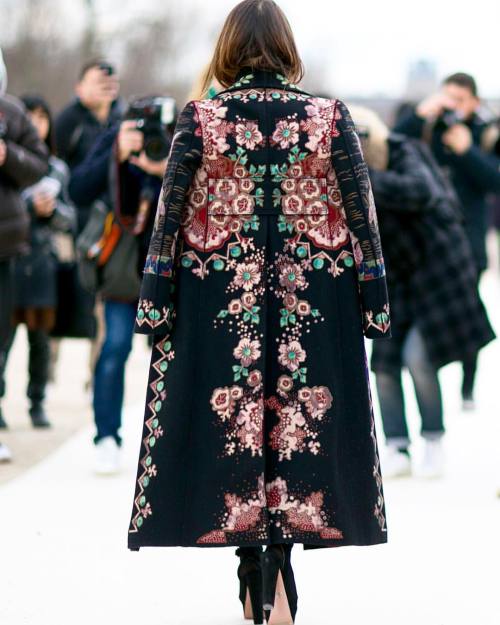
top-left (235, 120), bottom-right (264, 150)
top-left (233, 337), bottom-right (262, 367)
top-left (272, 118), bottom-right (300, 149)
top-left (278, 340), bottom-right (306, 372)
top-left (234, 262), bottom-right (261, 291)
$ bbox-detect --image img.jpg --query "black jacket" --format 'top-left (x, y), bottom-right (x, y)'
top-left (0, 95), bottom-right (49, 260)
top-left (370, 134), bottom-right (495, 373)
top-left (394, 109), bottom-right (500, 271)
top-left (69, 126), bottom-right (161, 273)
top-left (55, 97), bottom-right (124, 232)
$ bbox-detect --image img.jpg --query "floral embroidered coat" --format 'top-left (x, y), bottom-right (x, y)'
top-left (127, 70), bottom-right (391, 551)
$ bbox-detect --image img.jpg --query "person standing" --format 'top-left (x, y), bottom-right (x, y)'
top-left (394, 73), bottom-right (500, 409)
top-left (69, 99), bottom-right (170, 474)
top-left (52, 60), bottom-right (124, 382)
top-left (126, 2), bottom-right (391, 624)
top-left (349, 106), bottom-right (495, 478)
top-left (0, 49), bottom-right (49, 433)
top-left (0, 95), bottom-right (76, 428)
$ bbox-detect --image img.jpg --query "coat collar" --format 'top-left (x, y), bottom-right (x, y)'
top-left (216, 68), bottom-right (311, 97)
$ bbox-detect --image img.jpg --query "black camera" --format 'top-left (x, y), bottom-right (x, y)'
top-left (439, 108), bottom-right (463, 129)
top-left (99, 62), bottom-right (115, 76)
top-left (125, 96), bottom-right (177, 162)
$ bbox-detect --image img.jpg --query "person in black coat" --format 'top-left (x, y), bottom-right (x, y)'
top-left (0, 50), bottom-right (49, 433)
top-left (393, 72), bottom-right (500, 408)
top-left (349, 105), bottom-right (495, 479)
top-left (0, 96), bottom-right (76, 428)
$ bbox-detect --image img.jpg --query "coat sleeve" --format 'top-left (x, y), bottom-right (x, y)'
top-left (331, 100), bottom-right (391, 339)
top-left (2, 109), bottom-right (48, 188)
top-left (135, 100), bottom-right (202, 335)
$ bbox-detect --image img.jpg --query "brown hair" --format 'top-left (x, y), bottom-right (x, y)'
top-left (201, 0), bottom-right (304, 97)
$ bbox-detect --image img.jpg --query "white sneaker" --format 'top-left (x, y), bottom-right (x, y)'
top-left (416, 439), bottom-right (445, 479)
top-left (462, 398), bottom-right (476, 412)
top-left (382, 447), bottom-right (412, 478)
top-left (0, 442), bottom-right (12, 463)
top-left (94, 436), bottom-right (121, 475)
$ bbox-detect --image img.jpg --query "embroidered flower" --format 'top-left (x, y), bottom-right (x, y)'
top-left (232, 193), bottom-right (254, 214)
top-left (279, 262), bottom-right (306, 292)
top-left (210, 387), bottom-right (232, 413)
top-left (241, 292), bottom-right (257, 308)
top-left (298, 179), bottom-right (320, 199)
top-left (282, 194), bottom-right (303, 214)
top-left (278, 340), bottom-right (306, 372)
top-left (297, 300), bottom-right (311, 316)
top-left (301, 385), bottom-right (333, 418)
top-left (228, 299), bottom-right (243, 315)
top-left (282, 179), bottom-right (297, 193)
top-left (215, 179), bottom-right (238, 201)
top-left (278, 375), bottom-right (294, 394)
top-left (230, 386), bottom-right (244, 400)
top-left (233, 338), bottom-right (262, 367)
top-left (248, 370), bottom-right (263, 388)
top-left (272, 119), bottom-right (300, 149)
top-left (239, 178), bottom-right (255, 193)
top-left (234, 263), bottom-right (261, 291)
top-left (235, 121), bottom-right (263, 150)
top-left (283, 293), bottom-right (298, 311)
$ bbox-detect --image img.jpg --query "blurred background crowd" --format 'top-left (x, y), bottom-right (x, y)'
top-left (0, 0), bottom-right (499, 485)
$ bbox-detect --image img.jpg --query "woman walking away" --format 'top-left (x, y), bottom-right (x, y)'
top-left (0, 95), bottom-right (76, 428)
top-left (126, 1), bottom-right (391, 623)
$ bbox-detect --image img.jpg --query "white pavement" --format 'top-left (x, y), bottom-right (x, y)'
top-left (1, 272), bottom-right (499, 625)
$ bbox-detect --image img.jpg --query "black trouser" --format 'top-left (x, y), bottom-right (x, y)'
top-left (461, 269), bottom-right (484, 399)
top-left (0, 327), bottom-right (50, 404)
top-left (0, 259), bottom-right (14, 345)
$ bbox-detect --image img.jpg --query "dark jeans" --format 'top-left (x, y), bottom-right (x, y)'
top-left (0, 327), bottom-right (50, 404)
top-left (376, 325), bottom-right (444, 449)
top-left (93, 300), bottom-right (136, 446)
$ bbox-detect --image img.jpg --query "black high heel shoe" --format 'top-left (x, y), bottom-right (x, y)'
top-left (260, 544), bottom-right (298, 625)
top-left (236, 546), bottom-right (264, 624)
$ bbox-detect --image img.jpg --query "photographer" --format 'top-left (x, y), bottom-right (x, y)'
top-left (0, 49), bottom-right (49, 437)
top-left (394, 72), bottom-right (500, 409)
top-left (70, 96), bottom-right (174, 473)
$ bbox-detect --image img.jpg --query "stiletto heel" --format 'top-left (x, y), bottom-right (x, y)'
top-left (260, 545), bottom-right (297, 625)
top-left (236, 546), bottom-right (264, 624)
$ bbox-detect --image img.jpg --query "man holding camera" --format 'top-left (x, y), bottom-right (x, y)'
top-left (395, 72), bottom-right (500, 409)
top-left (0, 48), bottom-right (49, 444)
top-left (70, 96), bottom-right (174, 473)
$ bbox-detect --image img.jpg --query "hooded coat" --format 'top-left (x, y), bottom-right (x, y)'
top-left (127, 70), bottom-right (391, 551)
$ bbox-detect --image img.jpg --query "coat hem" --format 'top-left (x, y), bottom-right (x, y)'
top-left (127, 534), bottom-right (387, 551)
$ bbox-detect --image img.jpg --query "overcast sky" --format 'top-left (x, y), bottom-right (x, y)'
top-left (3, 0), bottom-right (499, 98)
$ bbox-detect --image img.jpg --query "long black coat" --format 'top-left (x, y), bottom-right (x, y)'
top-left (370, 135), bottom-right (495, 375)
top-left (127, 70), bottom-right (391, 550)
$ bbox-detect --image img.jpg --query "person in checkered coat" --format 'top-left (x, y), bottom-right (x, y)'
top-left (349, 106), bottom-right (495, 479)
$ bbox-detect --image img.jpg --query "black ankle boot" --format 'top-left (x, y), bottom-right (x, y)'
top-left (260, 544), bottom-right (297, 624)
top-left (236, 546), bottom-right (264, 624)
top-left (29, 402), bottom-right (51, 428)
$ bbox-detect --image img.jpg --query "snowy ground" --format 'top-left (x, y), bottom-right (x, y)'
top-left (1, 271), bottom-right (499, 625)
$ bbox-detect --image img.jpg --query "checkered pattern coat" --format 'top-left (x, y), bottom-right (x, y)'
top-left (370, 136), bottom-right (495, 375)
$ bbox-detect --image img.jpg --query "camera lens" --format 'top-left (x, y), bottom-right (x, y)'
top-left (144, 137), bottom-right (170, 162)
